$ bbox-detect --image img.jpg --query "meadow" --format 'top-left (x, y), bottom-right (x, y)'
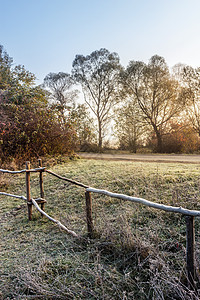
top-left (1, 158), bottom-right (200, 299)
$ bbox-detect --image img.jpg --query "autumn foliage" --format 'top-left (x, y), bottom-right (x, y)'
top-left (148, 121), bottom-right (199, 153)
top-left (0, 45), bottom-right (76, 162)
top-left (0, 98), bottom-right (76, 161)
top-left (2, 44), bottom-right (200, 157)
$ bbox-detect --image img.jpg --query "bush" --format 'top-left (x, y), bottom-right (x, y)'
top-left (0, 97), bottom-right (77, 162)
top-left (0, 44), bottom-right (77, 162)
top-left (147, 122), bottom-right (200, 153)
top-left (79, 142), bottom-right (102, 153)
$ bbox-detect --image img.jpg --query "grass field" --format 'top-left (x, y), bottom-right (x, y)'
top-left (1, 158), bottom-right (200, 299)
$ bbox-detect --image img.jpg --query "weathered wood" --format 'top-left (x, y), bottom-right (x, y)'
top-left (0, 167), bottom-right (45, 174)
top-left (31, 198), bottom-right (78, 237)
top-left (27, 198), bottom-right (47, 204)
top-left (26, 161), bottom-right (32, 221)
top-left (46, 169), bottom-right (89, 188)
top-left (0, 168), bottom-right (26, 174)
top-left (27, 167), bottom-right (46, 173)
top-left (0, 192), bottom-right (26, 201)
top-left (85, 191), bottom-right (94, 238)
top-left (38, 159), bottom-right (45, 214)
top-left (186, 216), bottom-right (195, 289)
top-left (86, 187), bottom-right (200, 217)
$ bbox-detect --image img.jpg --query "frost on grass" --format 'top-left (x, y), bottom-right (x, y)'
top-left (1, 160), bottom-right (200, 298)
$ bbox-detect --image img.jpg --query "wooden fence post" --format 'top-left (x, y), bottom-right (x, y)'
top-left (186, 215), bottom-right (195, 288)
top-left (26, 161), bottom-right (32, 221)
top-left (85, 191), bottom-right (94, 238)
top-left (38, 159), bottom-right (45, 214)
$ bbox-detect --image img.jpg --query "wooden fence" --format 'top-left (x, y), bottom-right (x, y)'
top-left (0, 159), bottom-right (200, 289)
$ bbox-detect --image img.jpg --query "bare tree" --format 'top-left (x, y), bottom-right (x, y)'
top-left (114, 99), bottom-right (146, 152)
top-left (122, 55), bottom-right (182, 152)
top-left (176, 65), bottom-right (200, 137)
top-left (43, 72), bottom-right (77, 125)
top-left (70, 103), bottom-right (95, 149)
top-left (72, 48), bottom-right (122, 149)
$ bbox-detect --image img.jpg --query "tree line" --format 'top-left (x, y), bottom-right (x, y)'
top-left (44, 48), bottom-right (200, 153)
top-left (1, 44), bottom-right (200, 162)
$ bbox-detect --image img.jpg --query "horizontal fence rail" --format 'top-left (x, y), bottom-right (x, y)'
top-left (46, 169), bottom-right (89, 188)
top-left (0, 159), bottom-right (199, 289)
top-left (86, 187), bottom-right (200, 217)
top-left (0, 167), bottom-right (46, 174)
top-left (0, 192), bottom-right (27, 201)
top-left (1, 165), bottom-right (200, 217)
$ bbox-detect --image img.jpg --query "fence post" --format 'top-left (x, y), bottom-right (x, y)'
top-left (38, 159), bottom-right (45, 214)
top-left (85, 191), bottom-right (94, 238)
top-left (186, 215), bottom-right (195, 289)
top-left (26, 161), bottom-right (32, 221)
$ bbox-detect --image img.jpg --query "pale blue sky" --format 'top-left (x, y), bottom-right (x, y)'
top-left (1, 0), bottom-right (200, 84)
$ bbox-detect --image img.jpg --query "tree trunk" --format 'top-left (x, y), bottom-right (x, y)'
top-left (98, 118), bottom-right (102, 149)
top-left (129, 139), bottom-right (137, 153)
top-left (152, 124), bottom-right (162, 153)
top-left (156, 130), bottom-right (162, 153)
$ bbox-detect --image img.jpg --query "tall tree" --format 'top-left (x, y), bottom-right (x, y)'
top-left (43, 72), bottom-right (77, 125)
top-left (114, 99), bottom-right (146, 152)
top-left (123, 55), bottom-right (182, 152)
top-left (72, 48), bottom-right (122, 148)
top-left (176, 65), bottom-right (200, 137)
top-left (70, 103), bottom-right (95, 149)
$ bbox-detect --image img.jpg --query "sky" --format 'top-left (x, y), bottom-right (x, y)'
top-left (1, 0), bottom-right (200, 84)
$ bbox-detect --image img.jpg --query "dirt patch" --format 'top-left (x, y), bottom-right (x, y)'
top-left (78, 152), bottom-right (200, 164)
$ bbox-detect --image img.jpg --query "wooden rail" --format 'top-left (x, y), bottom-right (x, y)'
top-left (31, 199), bottom-right (77, 237)
top-left (86, 187), bottom-right (200, 216)
top-left (0, 159), bottom-right (199, 288)
top-left (46, 169), bottom-right (89, 188)
top-left (0, 192), bottom-right (26, 201)
top-left (0, 167), bottom-right (46, 174)
top-left (85, 187), bottom-right (197, 288)
top-left (0, 160), bottom-right (77, 237)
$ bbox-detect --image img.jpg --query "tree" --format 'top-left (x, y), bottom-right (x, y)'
top-left (176, 65), bottom-right (200, 137)
top-left (70, 103), bottom-right (95, 149)
top-left (43, 72), bottom-right (78, 125)
top-left (148, 120), bottom-right (199, 153)
top-left (123, 55), bottom-right (182, 152)
top-left (114, 99), bottom-right (146, 152)
top-left (0, 44), bottom-right (13, 91)
top-left (0, 45), bottom-right (76, 161)
top-left (72, 48), bottom-right (122, 148)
